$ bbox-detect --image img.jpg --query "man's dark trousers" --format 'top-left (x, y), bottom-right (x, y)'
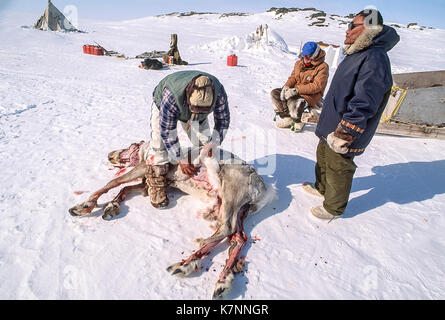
top-left (314, 140), bottom-right (357, 216)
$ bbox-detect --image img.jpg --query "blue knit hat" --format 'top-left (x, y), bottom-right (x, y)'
top-left (300, 41), bottom-right (320, 59)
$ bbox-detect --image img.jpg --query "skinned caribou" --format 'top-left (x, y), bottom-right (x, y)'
top-left (69, 142), bottom-right (276, 299)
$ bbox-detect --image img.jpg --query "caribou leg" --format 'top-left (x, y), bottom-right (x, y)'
top-left (69, 162), bottom-right (146, 216)
top-left (212, 204), bottom-right (250, 299)
top-left (167, 237), bottom-right (224, 277)
top-left (102, 180), bottom-right (146, 220)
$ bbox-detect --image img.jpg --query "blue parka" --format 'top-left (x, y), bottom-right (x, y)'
top-left (315, 25), bottom-right (400, 157)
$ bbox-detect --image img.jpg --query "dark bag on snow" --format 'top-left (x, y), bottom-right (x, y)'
top-left (142, 58), bottom-right (163, 70)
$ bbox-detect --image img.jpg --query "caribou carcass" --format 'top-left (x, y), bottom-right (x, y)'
top-left (68, 142), bottom-right (276, 299)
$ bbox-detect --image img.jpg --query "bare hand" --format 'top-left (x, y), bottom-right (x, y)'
top-left (179, 161), bottom-right (197, 176)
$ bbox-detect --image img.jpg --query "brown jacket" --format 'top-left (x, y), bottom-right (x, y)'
top-left (284, 49), bottom-right (329, 107)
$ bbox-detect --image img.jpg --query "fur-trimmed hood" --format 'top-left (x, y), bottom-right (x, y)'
top-left (344, 25), bottom-right (400, 55)
top-left (316, 25), bottom-right (399, 157)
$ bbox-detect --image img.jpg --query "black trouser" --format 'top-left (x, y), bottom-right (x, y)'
top-left (315, 140), bottom-right (357, 216)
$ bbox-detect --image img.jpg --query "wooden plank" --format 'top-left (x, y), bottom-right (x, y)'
top-left (393, 70), bottom-right (445, 89)
top-left (377, 121), bottom-right (445, 140)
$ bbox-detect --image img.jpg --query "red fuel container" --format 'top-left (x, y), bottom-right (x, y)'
top-left (83, 45), bottom-right (93, 54)
top-left (227, 54), bottom-right (238, 66)
top-left (83, 45), bottom-right (104, 55)
top-left (92, 46), bottom-right (104, 56)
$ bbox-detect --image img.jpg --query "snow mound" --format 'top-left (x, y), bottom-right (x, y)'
top-left (197, 26), bottom-right (291, 56)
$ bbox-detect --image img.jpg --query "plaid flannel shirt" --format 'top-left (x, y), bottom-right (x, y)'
top-left (156, 87), bottom-right (230, 162)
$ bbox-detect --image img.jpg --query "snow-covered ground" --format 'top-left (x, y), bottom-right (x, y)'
top-left (0, 9), bottom-right (444, 300)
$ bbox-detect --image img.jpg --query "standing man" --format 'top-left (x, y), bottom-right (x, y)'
top-left (271, 41), bottom-right (329, 132)
top-left (302, 9), bottom-right (400, 219)
top-left (145, 71), bottom-right (230, 209)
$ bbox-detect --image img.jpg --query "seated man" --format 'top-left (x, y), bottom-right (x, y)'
top-left (145, 71), bottom-right (230, 209)
top-left (271, 41), bottom-right (329, 132)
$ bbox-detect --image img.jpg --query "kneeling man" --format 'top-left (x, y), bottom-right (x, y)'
top-left (145, 71), bottom-right (230, 208)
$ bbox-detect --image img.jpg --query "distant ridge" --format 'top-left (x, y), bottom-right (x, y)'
top-left (156, 11), bottom-right (250, 19)
top-left (156, 8), bottom-right (434, 30)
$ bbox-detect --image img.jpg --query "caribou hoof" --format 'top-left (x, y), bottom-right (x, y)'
top-left (167, 259), bottom-right (201, 277)
top-left (212, 271), bottom-right (235, 300)
top-left (102, 202), bottom-right (120, 220)
top-left (68, 200), bottom-right (97, 216)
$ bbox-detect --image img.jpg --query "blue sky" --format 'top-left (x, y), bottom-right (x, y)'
top-left (2, 0), bottom-right (445, 29)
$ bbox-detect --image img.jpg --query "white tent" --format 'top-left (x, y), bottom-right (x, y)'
top-left (34, 0), bottom-right (78, 32)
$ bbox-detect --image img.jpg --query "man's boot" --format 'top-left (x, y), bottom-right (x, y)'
top-left (311, 206), bottom-right (337, 220)
top-left (145, 164), bottom-right (170, 209)
top-left (302, 182), bottom-right (324, 198)
top-left (276, 117), bottom-right (294, 128)
top-left (291, 121), bottom-right (305, 132)
top-left (307, 108), bottom-right (320, 123)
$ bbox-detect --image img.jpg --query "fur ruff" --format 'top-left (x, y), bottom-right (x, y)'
top-left (343, 26), bottom-right (383, 56)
